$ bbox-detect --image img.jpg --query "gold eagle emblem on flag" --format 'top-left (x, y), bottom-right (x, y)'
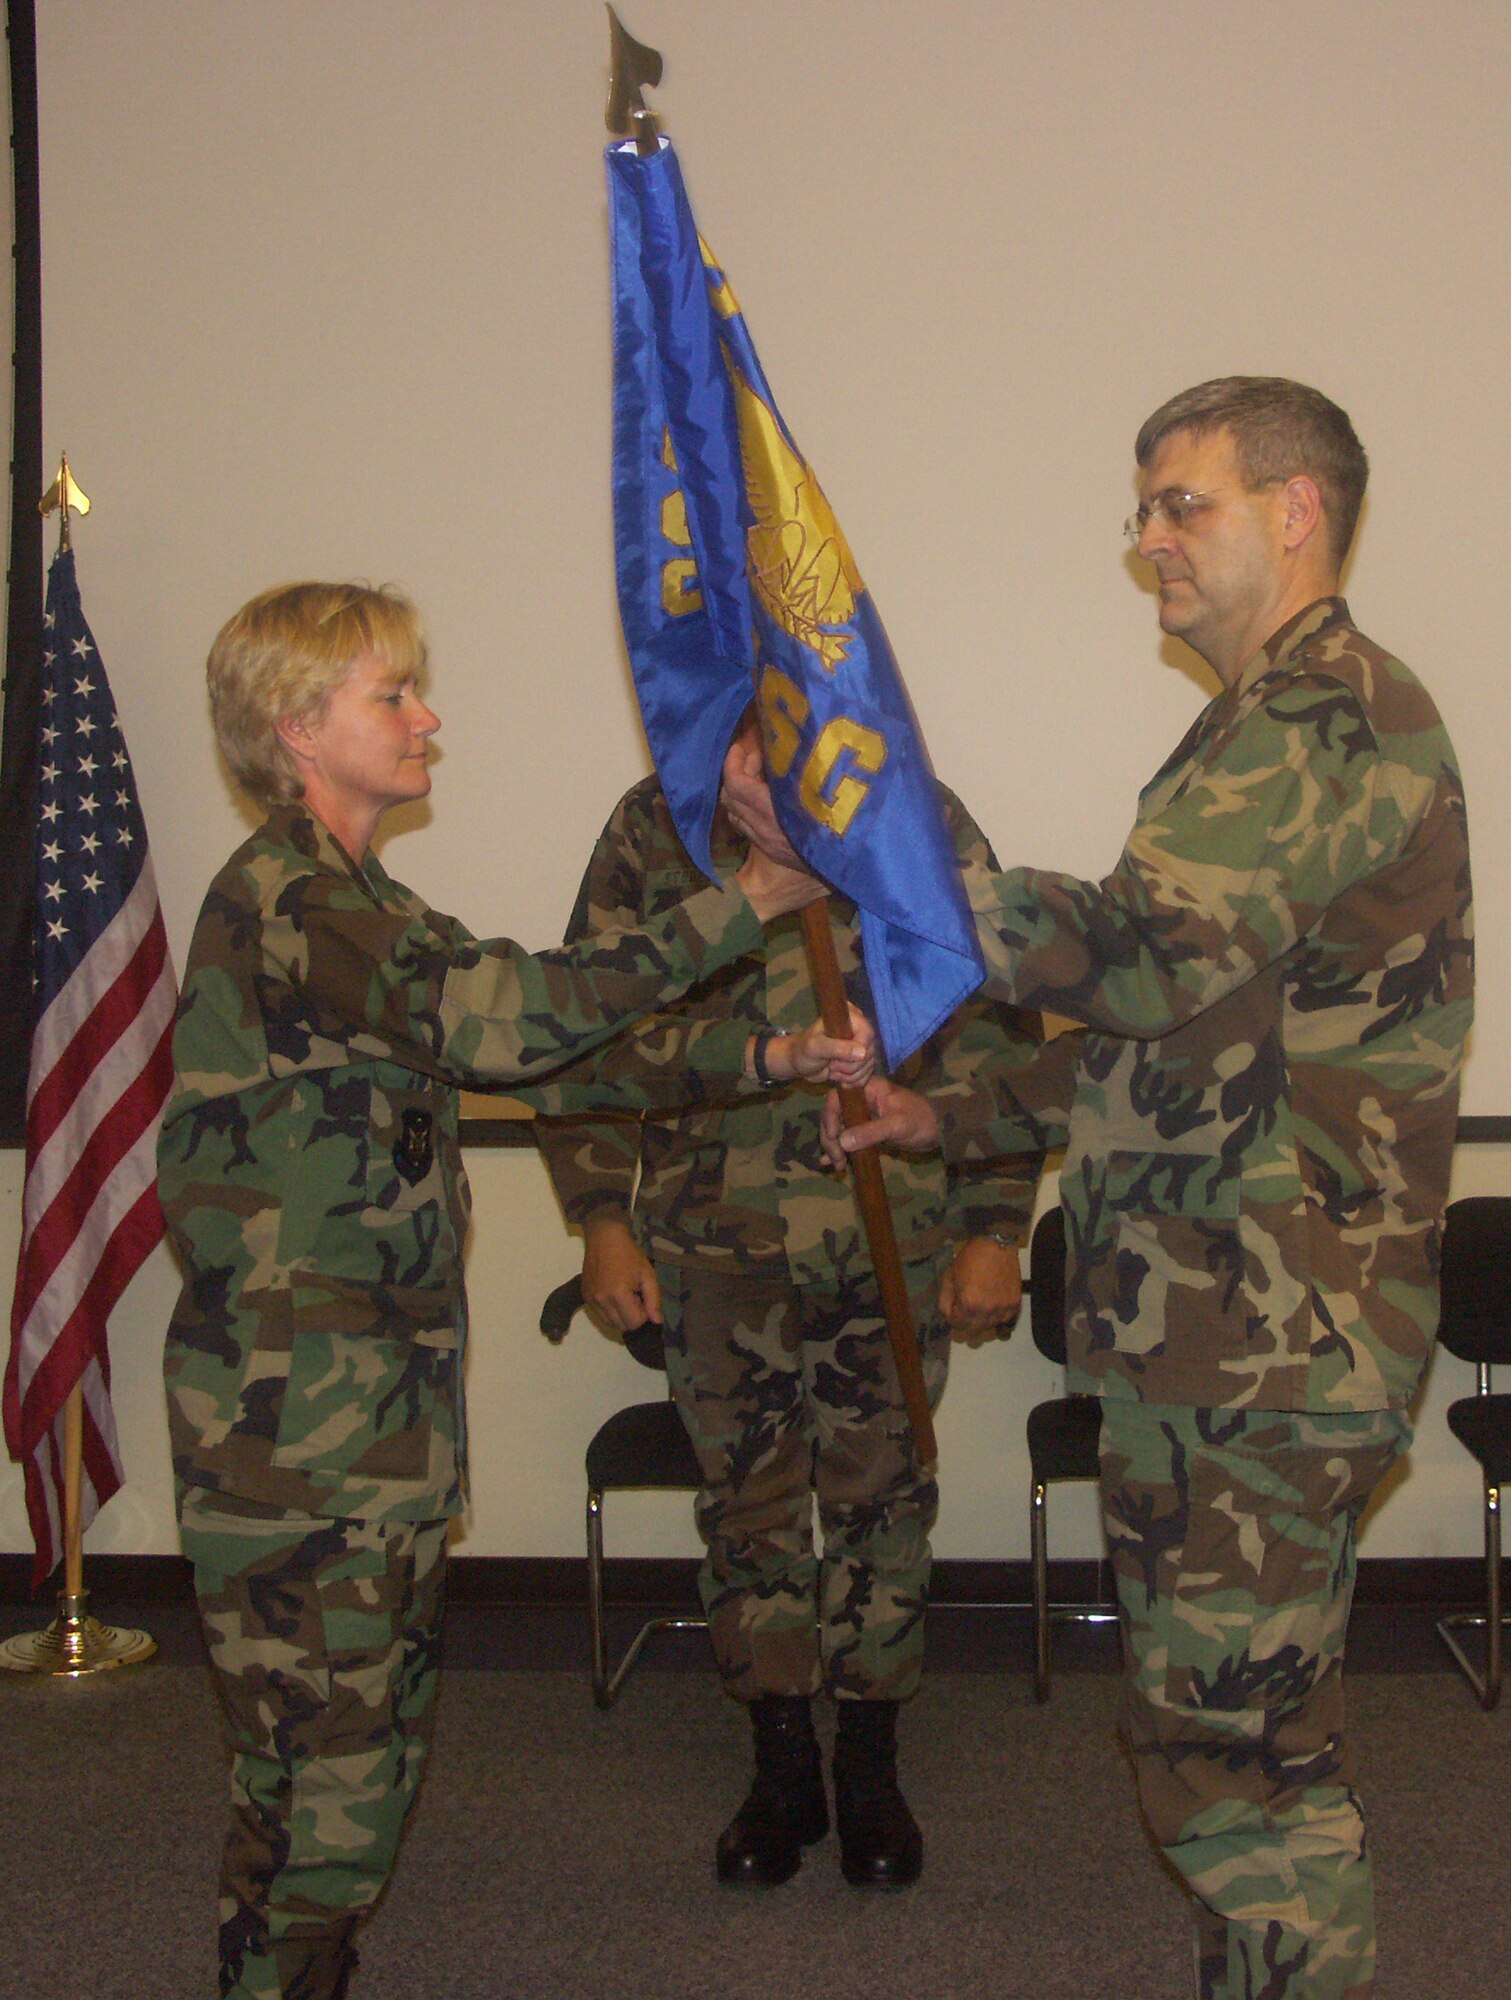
top-left (731, 369), bottom-right (864, 674)
top-left (699, 236), bottom-right (863, 674)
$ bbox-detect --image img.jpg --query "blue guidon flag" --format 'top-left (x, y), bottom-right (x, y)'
top-left (606, 137), bottom-right (985, 1068)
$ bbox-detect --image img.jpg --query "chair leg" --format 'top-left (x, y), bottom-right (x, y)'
top-left (1031, 1478), bottom-right (1050, 1703)
top-left (1103, 1558), bottom-right (1127, 1673)
top-left (1485, 1479), bottom-right (1502, 1710)
top-left (586, 1481), bottom-right (709, 1710)
top-left (1435, 1476), bottom-right (1509, 1708)
top-left (587, 1485), bottom-right (611, 1709)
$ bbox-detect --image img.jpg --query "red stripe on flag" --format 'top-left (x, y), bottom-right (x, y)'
top-left (9, 1018), bottom-right (173, 1346)
top-left (7, 1176), bottom-right (166, 1461)
top-left (25, 911), bottom-right (169, 1155)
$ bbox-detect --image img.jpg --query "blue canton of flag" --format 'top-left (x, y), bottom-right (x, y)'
top-left (3, 548), bottom-right (176, 1584)
top-left (606, 138), bottom-right (985, 1067)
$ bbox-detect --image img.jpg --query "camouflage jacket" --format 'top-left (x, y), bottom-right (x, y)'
top-left (536, 778), bottom-right (1045, 1288)
top-left (944, 600), bottom-right (1474, 1413)
top-left (159, 802), bottom-right (768, 1522)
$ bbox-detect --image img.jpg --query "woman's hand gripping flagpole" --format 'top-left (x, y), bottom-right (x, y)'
top-left (722, 735), bottom-right (940, 1473)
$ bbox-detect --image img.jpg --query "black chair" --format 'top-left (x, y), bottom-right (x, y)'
top-left (539, 1275), bottom-right (707, 1708)
top-left (1432, 1195), bottom-right (1511, 1709)
top-left (1026, 1205), bottom-right (1116, 1701)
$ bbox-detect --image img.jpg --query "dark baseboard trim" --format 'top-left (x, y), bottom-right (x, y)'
top-left (457, 1118), bottom-right (537, 1147)
top-left (0, 1550), bottom-right (1490, 1609)
top-left (1456, 1116), bottom-right (1511, 1144)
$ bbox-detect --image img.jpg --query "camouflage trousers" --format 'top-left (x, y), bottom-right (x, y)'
top-left (1099, 1401), bottom-right (1411, 2000)
top-left (658, 1257), bottom-right (950, 1705)
top-left (179, 1495), bottom-right (449, 2000)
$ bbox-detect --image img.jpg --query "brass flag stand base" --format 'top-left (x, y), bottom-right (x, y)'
top-left (0, 1590), bottom-right (156, 1678)
top-left (3, 1374), bottom-right (155, 1679)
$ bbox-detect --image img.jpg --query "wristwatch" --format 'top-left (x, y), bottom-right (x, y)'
top-left (750, 1025), bottom-right (784, 1087)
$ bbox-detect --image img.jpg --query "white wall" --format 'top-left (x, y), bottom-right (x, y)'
top-left (3, 1), bottom-right (1508, 1564)
top-left (2, 1146), bottom-right (1507, 1564)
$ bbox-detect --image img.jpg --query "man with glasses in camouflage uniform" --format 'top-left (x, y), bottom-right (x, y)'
top-left (730, 378), bottom-right (1474, 1999)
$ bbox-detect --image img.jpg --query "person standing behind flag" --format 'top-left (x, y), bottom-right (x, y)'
top-left (158, 581), bottom-right (866, 2000)
top-left (538, 718), bottom-right (1045, 1891)
top-left (745, 379), bottom-right (1474, 1999)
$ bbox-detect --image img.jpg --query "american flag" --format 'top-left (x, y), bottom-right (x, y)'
top-left (3, 549), bottom-right (176, 1584)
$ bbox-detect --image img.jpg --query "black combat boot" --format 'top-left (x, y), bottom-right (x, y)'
top-left (832, 1698), bottom-right (923, 1888)
top-left (715, 1694), bottom-right (829, 1887)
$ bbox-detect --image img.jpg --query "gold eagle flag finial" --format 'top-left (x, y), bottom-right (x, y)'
top-left (606, 7), bottom-right (663, 157)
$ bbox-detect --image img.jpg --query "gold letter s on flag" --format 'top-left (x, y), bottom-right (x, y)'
top-left (659, 430), bottom-right (703, 616)
top-left (659, 487), bottom-right (703, 616)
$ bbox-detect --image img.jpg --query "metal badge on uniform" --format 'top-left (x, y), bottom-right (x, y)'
top-left (393, 1108), bottom-right (434, 1186)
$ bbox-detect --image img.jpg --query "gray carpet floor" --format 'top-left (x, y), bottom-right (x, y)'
top-left (2, 1637), bottom-right (1508, 2000)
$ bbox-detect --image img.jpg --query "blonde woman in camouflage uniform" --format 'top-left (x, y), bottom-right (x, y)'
top-left (538, 739), bottom-right (1043, 1890)
top-left (158, 582), bottom-right (867, 2000)
top-left (734, 380), bottom-right (1474, 2000)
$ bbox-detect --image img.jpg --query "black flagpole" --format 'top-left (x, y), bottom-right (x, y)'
top-left (0, 0), bottom-right (43, 1146)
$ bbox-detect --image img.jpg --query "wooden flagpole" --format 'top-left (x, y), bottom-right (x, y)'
top-left (800, 903), bottom-right (938, 1471)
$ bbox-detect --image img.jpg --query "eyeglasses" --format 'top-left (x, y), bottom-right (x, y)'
top-left (1123, 487), bottom-right (1222, 545)
top-left (1124, 479), bottom-right (1281, 546)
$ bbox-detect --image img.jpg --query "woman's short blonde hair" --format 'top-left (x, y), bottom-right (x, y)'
top-left (207, 580), bottom-right (428, 804)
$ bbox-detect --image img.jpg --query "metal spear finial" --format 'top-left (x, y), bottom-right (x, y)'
top-left (39, 452), bottom-right (91, 554)
top-left (606, 6), bottom-right (663, 155)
